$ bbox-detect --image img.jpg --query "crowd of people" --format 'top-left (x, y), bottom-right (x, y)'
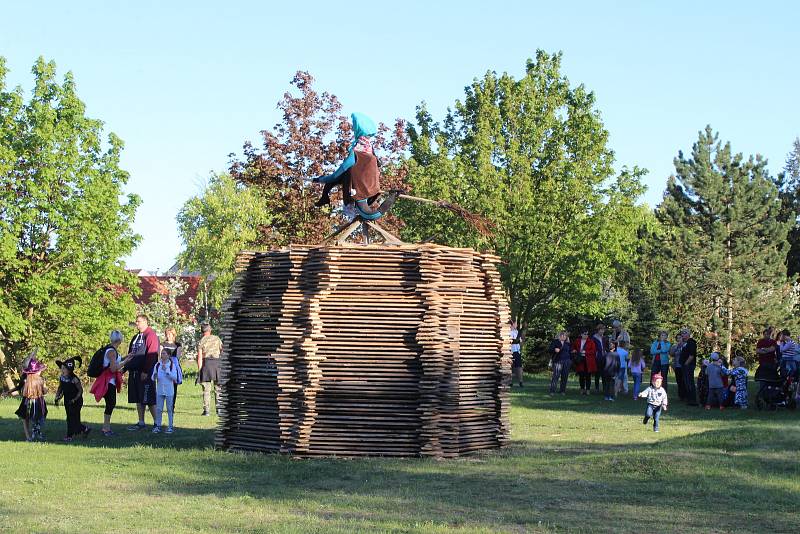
top-left (508, 320), bottom-right (800, 430)
top-left (4, 314), bottom-right (224, 442)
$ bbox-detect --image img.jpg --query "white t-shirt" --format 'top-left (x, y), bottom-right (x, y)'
top-left (510, 328), bottom-right (520, 353)
top-left (103, 347), bottom-right (121, 386)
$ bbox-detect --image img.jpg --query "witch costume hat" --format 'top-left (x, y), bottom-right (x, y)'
top-left (55, 356), bottom-right (82, 372)
top-left (22, 357), bottom-right (46, 375)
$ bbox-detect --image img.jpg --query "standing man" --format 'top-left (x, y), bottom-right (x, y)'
top-left (592, 324), bottom-right (608, 393)
top-left (548, 331), bottom-right (571, 395)
top-left (650, 331), bottom-right (672, 391)
top-left (612, 320), bottom-right (631, 347)
top-left (671, 331), bottom-right (686, 400)
top-left (756, 326), bottom-right (778, 366)
top-left (125, 314), bottom-right (160, 430)
top-left (679, 329), bottom-right (699, 406)
top-left (510, 320), bottom-right (524, 388)
top-left (197, 322), bottom-right (223, 416)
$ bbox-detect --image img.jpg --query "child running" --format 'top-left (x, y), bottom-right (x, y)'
top-left (14, 356), bottom-right (49, 441)
top-left (151, 347), bottom-right (179, 434)
top-left (54, 357), bottom-right (91, 442)
top-left (639, 373), bottom-right (668, 432)
top-left (629, 349), bottom-right (646, 399)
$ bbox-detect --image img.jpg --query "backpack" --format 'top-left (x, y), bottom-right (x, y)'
top-left (87, 345), bottom-right (114, 378)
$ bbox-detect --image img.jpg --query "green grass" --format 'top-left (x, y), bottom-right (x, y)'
top-left (1, 372), bottom-right (799, 533)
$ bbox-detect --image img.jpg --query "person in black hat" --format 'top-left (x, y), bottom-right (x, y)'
top-left (54, 356), bottom-right (91, 442)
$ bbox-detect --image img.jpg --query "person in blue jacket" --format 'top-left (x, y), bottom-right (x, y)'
top-left (313, 112), bottom-right (398, 220)
top-left (650, 331), bottom-right (672, 390)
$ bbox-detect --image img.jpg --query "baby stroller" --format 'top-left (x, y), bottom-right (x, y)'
top-left (754, 363), bottom-right (797, 411)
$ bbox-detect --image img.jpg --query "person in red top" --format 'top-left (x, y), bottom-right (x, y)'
top-left (124, 314), bottom-right (161, 431)
top-left (572, 329), bottom-right (598, 395)
top-left (756, 326), bottom-right (778, 366)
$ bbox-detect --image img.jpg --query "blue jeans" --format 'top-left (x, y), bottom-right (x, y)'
top-left (631, 373), bottom-right (643, 398)
top-left (616, 368), bottom-right (628, 392)
top-left (780, 359), bottom-right (797, 378)
top-left (644, 404), bottom-right (662, 431)
top-left (155, 394), bottom-right (175, 428)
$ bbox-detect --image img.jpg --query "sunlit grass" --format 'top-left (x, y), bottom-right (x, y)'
top-left (1, 373), bottom-right (798, 533)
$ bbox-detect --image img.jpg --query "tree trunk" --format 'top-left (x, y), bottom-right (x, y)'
top-left (725, 222), bottom-right (734, 361)
top-left (0, 346), bottom-right (17, 391)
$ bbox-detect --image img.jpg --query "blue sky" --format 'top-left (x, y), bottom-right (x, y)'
top-left (2, 1), bottom-right (798, 270)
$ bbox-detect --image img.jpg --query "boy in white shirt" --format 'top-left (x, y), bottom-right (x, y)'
top-left (151, 348), bottom-right (179, 434)
top-left (639, 373), bottom-right (668, 432)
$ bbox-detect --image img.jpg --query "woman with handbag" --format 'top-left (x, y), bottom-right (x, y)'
top-left (572, 329), bottom-right (598, 395)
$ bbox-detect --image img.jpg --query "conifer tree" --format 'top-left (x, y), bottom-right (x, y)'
top-left (657, 126), bottom-right (792, 359)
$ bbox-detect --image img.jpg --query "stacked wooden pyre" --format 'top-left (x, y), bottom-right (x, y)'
top-left (215, 244), bottom-right (510, 458)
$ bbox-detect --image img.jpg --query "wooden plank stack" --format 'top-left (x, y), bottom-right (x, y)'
top-left (215, 243), bottom-right (511, 458)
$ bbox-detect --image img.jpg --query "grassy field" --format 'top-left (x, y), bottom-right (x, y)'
top-left (1, 371), bottom-right (799, 533)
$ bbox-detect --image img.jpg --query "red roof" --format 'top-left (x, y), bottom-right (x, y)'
top-left (134, 275), bottom-right (202, 316)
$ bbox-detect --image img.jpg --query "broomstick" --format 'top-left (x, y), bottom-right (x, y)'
top-left (391, 192), bottom-right (496, 238)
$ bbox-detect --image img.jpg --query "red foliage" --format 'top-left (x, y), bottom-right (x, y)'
top-left (229, 71), bottom-right (409, 245)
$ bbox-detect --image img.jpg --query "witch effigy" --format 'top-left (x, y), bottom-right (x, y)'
top-left (313, 112), bottom-right (399, 220)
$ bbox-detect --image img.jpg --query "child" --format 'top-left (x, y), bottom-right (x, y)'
top-left (615, 341), bottom-right (630, 395)
top-left (629, 349), bottom-right (646, 399)
top-left (703, 353), bottom-right (725, 410)
top-left (54, 357), bottom-right (91, 442)
top-left (639, 373), bottom-right (668, 432)
top-left (151, 348), bottom-right (179, 434)
top-left (14, 357), bottom-right (48, 441)
top-left (724, 356), bottom-right (749, 409)
top-left (603, 341), bottom-right (621, 401)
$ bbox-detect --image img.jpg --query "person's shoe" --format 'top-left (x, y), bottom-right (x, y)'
top-left (643, 416), bottom-right (649, 425)
top-left (610, 398), bottom-right (615, 402)
top-left (127, 422), bottom-right (146, 431)
top-left (82, 426), bottom-right (91, 438)
top-left (63, 436), bottom-right (73, 443)
top-left (314, 195), bottom-right (331, 207)
top-left (165, 427), bottom-right (174, 434)
top-left (719, 406), bottom-right (724, 411)
top-left (102, 430), bottom-right (115, 437)
top-left (654, 428), bottom-right (660, 433)
top-left (152, 426), bottom-right (161, 434)
top-left (201, 410), bottom-right (210, 416)
top-left (705, 405), bottom-right (711, 410)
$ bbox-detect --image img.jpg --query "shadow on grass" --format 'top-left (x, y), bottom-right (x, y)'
top-left (2, 375), bottom-right (800, 532)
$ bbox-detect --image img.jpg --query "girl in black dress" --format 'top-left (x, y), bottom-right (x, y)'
top-left (54, 357), bottom-right (91, 442)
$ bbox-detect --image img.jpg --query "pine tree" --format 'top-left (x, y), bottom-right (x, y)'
top-left (656, 126), bottom-right (792, 359)
top-left (776, 137), bottom-right (800, 276)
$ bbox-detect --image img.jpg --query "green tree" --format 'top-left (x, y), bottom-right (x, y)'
top-left (396, 51), bottom-right (647, 335)
top-left (176, 173), bottom-right (272, 310)
top-left (656, 126), bottom-right (793, 360)
top-left (776, 137), bottom-right (800, 277)
top-left (0, 57), bottom-right (140, 380)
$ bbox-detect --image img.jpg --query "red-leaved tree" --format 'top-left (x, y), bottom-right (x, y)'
top-left (229, 71), bottom-right (408, 245)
